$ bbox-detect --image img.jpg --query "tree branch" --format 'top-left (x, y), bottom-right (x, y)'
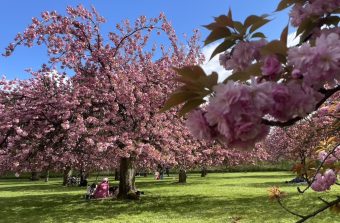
top-left (295, 196), bottom-right (340, 223)
top-left (112, 25), bottom-right (161, 58)
top-left (277, 198), bottom-right (305, 218)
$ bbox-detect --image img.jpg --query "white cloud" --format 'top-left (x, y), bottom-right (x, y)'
top-left (201, 33), bottom-right (299, 83)
top-left (287, 32), bottom-right (300, 47)
top-left (201, 42), bottom-right (231, 83)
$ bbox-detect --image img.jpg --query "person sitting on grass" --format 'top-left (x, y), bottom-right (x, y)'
top-left (93, 177), bottom-right (110, 199)
top-left (109, 186), bottom-right (119, 197)
top-left (85, 183), bottom-right (97, 200)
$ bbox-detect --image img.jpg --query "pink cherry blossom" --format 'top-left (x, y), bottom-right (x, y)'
top-left (261, 55), bottom-right (282, 78)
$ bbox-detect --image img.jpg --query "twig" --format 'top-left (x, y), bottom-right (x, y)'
top-left (112, 25), bottom-right (162, 58)
top-left (277, 198), bottom-right (305, 218)
top-left (295, 196), bottom-right (340, 223)
top-left (318, 197), bottom-right (330, 205)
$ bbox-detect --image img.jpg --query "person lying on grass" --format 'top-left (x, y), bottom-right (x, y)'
top-left (85, 183), bottom-right (97, 200)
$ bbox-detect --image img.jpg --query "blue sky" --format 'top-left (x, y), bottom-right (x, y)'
top-left (0, 0), bottom-right (290, 80)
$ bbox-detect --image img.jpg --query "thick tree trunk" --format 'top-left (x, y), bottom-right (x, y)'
top-left (114, 169), bottom-right (120, 181)
top-left (201, 167), bottom-right (207, 177)
top-left (118, 157), bottom-right (136, 199)
top-left (62, 167), bottom-right (72, 186)
top-left (30, 171), bottom-right (39, 181)
top-left (45, 170), bottom-right (49, 182)
top-left (178, 169), bottom-right (187, 183)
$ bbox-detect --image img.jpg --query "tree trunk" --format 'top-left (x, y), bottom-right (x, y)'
top-left (62, 167), bottom-right (72, 186)
top-left (114, 169), bottom-right (120, 181)
top-left (45, 170), bottom-right (50, 182)
top-left (178, 169), bottom-right (187, 183)
top-left (79, 168), bottom-right (88, 186)
top-left (118, 157), bottom-right (136, 199)
top-left (30, 171), bottom-right (39, 181)
top-left (201, 167), bottom-right (207, 177)
top-left (80, 169), bottom-right (86, 182)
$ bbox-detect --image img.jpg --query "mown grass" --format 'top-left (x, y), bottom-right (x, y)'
top-left (0, 172), bottom-right (339, 223)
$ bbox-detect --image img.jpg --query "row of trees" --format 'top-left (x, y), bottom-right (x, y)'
top-left (0, 6), bottom-right (267, 198)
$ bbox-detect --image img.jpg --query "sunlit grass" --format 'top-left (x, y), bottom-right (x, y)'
top-left (0, 172), bottom-right (339, 223)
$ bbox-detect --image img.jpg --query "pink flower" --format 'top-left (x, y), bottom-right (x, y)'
top-left (186, 110), bottom-right (213, 140)
top-left (288, 33), bottom-right (340, 89)
top-left (61, 121), bottom-right (70, 130)
top-left (203, 81), bottom-right (268, 148)
top-left (220, 39), bottom-right (267, 72)
top-left (268, 83), bottom-right (292, 121)
top-left (311, 169), bottom-right (337, 192)
top-left (261, 55), bottom-right (282, 77)
top-left (291, 69), bottom-right (302, 79)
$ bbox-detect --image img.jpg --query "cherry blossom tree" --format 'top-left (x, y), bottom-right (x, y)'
top-left (2, 5), bottom-right (206, 198)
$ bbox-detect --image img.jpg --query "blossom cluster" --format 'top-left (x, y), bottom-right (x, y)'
top-left (288, 33), bottom-right (340, 89)
top-left (318, 147), bottom-right (340, 165)
top-left (187, 29), bottom-right (339, 148)
top-left (311, 169), bottom-right (338, 192)
top-left (219, 39), bottom-right (266, 72)
top-left (290, 0), bottom-right (340, 27)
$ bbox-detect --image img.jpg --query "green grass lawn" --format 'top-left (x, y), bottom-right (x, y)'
top-left (0, 172), bottom-right (339, 223)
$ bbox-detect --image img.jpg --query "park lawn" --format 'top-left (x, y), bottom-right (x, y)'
top-left (0, 172), bottom-right (339, 223)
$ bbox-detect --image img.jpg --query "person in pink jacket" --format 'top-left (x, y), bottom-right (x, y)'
top-left (93, 178), bottom-right (109, 199)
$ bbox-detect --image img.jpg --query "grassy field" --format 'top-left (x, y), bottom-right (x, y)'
top-left (0, 172), bottom-right (339, 223)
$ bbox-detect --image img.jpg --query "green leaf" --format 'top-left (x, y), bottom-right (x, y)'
top-left (201, 72), bottom-right (218, 90)
top-left (214, 15), bottom-right (234, 27)
top-left (179, 98), bottom-right (206, 116)
top-left (280, 25), bottom-right (289, 46)
top-left (210, 39), bottom-right (235, 60)
top-left (233, 21), bottom-right (245, 34)
top-left (204, 27), bottom-right (231, 45)
top-left (322, 16), bottom-right (340, 27)
top-left (261, 40), bottom-right (287, 56)
top-left (203, 22), bottom-right (223, 30)
top-left (244, 15), bottom-right (261, 28)
top-left (251, 32), bottom-right (266, 39)
top-left (228, 8), bottom-right (233, 24)
top-left (160, 91), bottom-right (201, 113)
top-left (275, 0), bottom-right (295, 12)
top-left (296, 18), bottom-right (316, 38)
top-left (249, 18), bottom-right (271, 34)
top-left (224, 63), bottom-right (262, 82)
top-left (297, 17), bottom-right (320, 43)
top-left (174, 66), bottom-right (206, 81)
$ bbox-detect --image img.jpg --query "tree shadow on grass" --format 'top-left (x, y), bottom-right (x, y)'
top-left (217, 181), bottom-right (301, 188)
top-left (0, 185), bottom-right (339, 222)
top-left (0, 182), bottom-right (82, 193)
top-left (0, 192), bottom-right (276, 222)
top-left (205, 173), bottom-right (294, 180)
